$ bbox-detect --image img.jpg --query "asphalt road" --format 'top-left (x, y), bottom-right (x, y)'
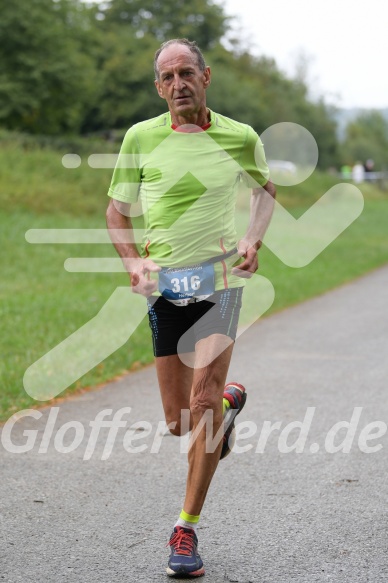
top-left (1, 266), bottom-right (388, 583)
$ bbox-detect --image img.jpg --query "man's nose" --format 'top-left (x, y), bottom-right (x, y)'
top-left (173, 74), bottom-right (186, 91)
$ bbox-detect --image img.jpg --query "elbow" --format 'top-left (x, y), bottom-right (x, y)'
top-left (106, 199), bottom-right (119, 226)
top-left (106, 200), bottom-right (113, 226)
top-left (106, 199), bottom-right (131, 229)
top-left (266, 180), bottom-right (276, 199)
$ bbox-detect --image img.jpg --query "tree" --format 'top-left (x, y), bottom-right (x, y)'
top-left (206, 46), bottom-right (338, 168)
top-left (92, 31), bottom-right (165, 130)
top-left (99, 0), bottom-right (228, 49)
top-left (0, 0), bottom-right (340, 167)
top-left (0, 0), bottom-right (98, 134)
top-left (341, 111), bottom-right (388, 169)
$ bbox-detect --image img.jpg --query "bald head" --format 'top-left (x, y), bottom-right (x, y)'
top-left (154, 39), bottom-right (206, 80)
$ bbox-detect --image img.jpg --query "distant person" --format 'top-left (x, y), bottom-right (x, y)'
top-left (352, 162), bottom-right (365, 184)
top-left (105, 38), bottom-right (276, 577)
top-left (341, 164), bottom-right (352, 179)
top-left (364, 159), bottom-right (375, 181)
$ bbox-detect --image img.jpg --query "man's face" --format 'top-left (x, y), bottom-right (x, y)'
top-left (155, 44), bottom-right (211, 119)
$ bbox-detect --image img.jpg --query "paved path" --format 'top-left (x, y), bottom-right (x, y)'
top-left (1, 266), bottom-right (388, 582)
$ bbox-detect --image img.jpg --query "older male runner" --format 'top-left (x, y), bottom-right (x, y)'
top-left (106, 38), bottom-right (276, 578)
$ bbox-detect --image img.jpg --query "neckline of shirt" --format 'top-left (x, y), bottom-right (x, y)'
top-left (170, 109), bottom-right (213, 132)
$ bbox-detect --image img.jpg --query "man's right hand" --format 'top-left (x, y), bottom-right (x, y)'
top-left (127, 258), bottom-right (161, 297)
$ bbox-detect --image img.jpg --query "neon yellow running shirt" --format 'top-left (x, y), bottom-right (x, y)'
top-left (108, 109), bottom-right (269, 291)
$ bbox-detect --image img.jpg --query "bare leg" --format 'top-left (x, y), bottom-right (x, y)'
top-left (183, 334), bottom-right (234, 515)
top-left (155, 353), bottom-right (195, 435)
top-left (155, 334), bottom-right (234, 516)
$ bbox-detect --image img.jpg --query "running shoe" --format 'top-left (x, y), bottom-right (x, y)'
top-left (220, 382), bottom-right (247, 460)
top-left (166, 526), bottom-right (205, 578)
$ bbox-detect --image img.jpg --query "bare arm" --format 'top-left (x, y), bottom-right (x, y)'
top-left (106, 199), bottom-right (160, 295)
top-left (231, 180), bottom-right (276, 278)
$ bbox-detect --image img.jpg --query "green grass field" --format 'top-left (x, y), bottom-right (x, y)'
top-left (1, 137), bottom-right (387, 421)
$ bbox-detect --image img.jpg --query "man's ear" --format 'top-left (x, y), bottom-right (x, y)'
top-left (154, 79), bottom-right (165, 99)
top-left (203, 66), bottom-right (211, 88)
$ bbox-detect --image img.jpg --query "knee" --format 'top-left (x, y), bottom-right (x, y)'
top-left (165, 413), bottom-right (191, 437)
top-left (190, 391), bottom-right (222, 424)
top-left (168, 422), bottom-right (186, 437)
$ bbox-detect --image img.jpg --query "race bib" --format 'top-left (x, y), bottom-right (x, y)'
top-left (159, 263), bottom-right (215, 304)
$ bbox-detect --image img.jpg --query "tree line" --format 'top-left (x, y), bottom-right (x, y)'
top-left (1, 0), bottom-right (387, 169)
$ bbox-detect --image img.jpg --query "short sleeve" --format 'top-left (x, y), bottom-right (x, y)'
top-left (108, 127), bottom-right (142, 203)
top-left (240, 126), bottom-right (270, 188)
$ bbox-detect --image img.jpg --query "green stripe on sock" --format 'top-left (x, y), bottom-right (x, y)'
top-left (223, 397), bottom-right (230, 416)
top-left (180, 509), bottom-right (200, 523)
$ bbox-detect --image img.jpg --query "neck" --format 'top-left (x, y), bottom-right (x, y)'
top-left (170, 107), bottom-right (210, 128)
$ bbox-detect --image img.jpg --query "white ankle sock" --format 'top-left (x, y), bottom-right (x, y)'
top-left (174, 509), bottom-right (200, 532)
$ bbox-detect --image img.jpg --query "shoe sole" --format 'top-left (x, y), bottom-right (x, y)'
top-left (166, 566), bottom-right (205, 577)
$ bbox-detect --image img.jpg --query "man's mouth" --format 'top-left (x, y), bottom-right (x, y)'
top-left (175, 95), bottom-right (190, 101)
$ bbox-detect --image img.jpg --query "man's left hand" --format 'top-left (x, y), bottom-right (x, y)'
top-left (231, 239), bottom-right (259, 278)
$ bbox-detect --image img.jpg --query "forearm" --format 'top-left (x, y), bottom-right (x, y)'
top-left (106, 200), bottom-right (140, 273)
top-left (106, 199), bottom-right (160, 294)
top-left (243, 181), bottom-right (276, 251)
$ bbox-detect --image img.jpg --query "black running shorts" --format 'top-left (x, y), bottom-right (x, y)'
top-left (147, 288), bottom-right (243, 357)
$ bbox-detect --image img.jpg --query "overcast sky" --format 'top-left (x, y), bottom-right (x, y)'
top-left (221, 0), bottom-right (387, 109)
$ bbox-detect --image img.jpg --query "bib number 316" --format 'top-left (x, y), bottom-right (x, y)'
top-left (159, 264), bottom-right (215, 301)
top-left (170, 275), bottom-right (200, 293)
